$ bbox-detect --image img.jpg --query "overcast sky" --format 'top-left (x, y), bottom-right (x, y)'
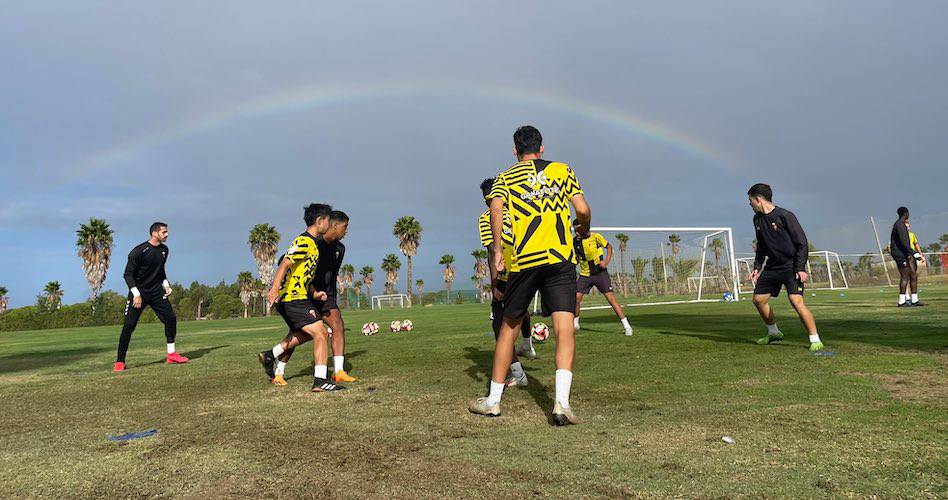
top-left (2, 1), bottom-right (947, 307)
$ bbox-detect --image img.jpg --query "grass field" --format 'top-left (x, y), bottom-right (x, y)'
top-left (1, 286), bottom-right (946, 498)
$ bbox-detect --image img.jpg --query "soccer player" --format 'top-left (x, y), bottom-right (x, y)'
top-left (113, 222), bottom-right (188, 371)
top-left (890, 207), bottom-right (924, 306)
top-left (746, 184), bottom-right (824, 352)
top-left (572, 221), bottom-right (633, 336)
top-left (258, 203), bottom-right (345, 392)
top-left (267, 211), bottom-right (357, 385)
top-left (469, 125), bottom-right (590, 425)
top-left (479, 178), bottom-right (533, 387)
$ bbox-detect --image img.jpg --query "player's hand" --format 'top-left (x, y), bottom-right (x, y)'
top-left (266, 288), bottom-right (279, 306)
top-left (750, 269), bottom-right (760, 285)
top-left (796, 271), bottom-right (808, 283)
top-left (162, 285), bottom-right (173, 299)
top-left (493, 246), bottom-right (504, 273)
top-left (492, 285), bottom-right (504, 301)
top-left (132, 295), bottom-right (143, 309)
top-left (597, 263), bottom-right (609, 272)
top-left (313, 290), bottom-right (328, 301)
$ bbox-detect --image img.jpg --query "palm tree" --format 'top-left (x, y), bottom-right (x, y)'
top-left (471, 249), bottom-right (488, 302)
top-left (858, 253), bottom-right (875, 277)
top-left (631, 256), bottom-right (649, 293)
top-left (381, 254), bottom-right (401, 294)
top-left (352, 280), bottom-right (363, 309)
top-left (751, 239), bottom-right (758, 253)
top-left (0, 286), bottom-right (8, 317)
top-left (360, 266), bottom-right (375, 297)
top-left (393, 216), bottom-right (422, 307)
top-left (340, 264), bottom-right (355, 308)
top-left (75, 218), bottom-right (114, 305)
top-left (940, 234), bottom-right (948, 249)
top-left (709, 238), bottom-right (725, 271)
top-left (668, 234), bottom-right (681, 261)
top-left (440, 254), bottom-right (456, 303)
top-left (248, 224), bottom-right (281, 316)
top-left (43, 281), bottom-right (64, 311)
top-left (237, 271), bottom-right (254, 318)
top-left (615, 233), bottom-right (629, 294)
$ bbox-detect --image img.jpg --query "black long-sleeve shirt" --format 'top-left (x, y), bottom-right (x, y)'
top-left (889, 219), bottom-right (912, 259)
top-left (753, 207), bottom-right (808, 272)
top-left (123, 241), bottom-right (169, 293)
top-left (313, 238), bottom-right (345, 296)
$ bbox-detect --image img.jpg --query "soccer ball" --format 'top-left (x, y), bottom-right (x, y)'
top-left (401, 319), bottom-right (414, 331)
top-left (531, 322), bottom-right (550, 342)
top-left (390, 320), bottom-right (402, 332)
top-left (361, 322), bottom-right (379, 336)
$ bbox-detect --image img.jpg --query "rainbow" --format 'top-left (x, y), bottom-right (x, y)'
top-left (83, 81), bottom-right (738, 171)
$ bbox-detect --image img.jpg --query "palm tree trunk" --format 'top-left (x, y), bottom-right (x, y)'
top-left (407, 257), bottom-right (413, 307)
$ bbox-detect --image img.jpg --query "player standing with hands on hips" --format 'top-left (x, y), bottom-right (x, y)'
top-left (746, 184), bottom-right (824, 352)
top-left (113, 222), bottom-right (189, 371)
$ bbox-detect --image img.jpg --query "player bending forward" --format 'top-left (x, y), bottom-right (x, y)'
top-left (747, 184), bottom-right (824, 352)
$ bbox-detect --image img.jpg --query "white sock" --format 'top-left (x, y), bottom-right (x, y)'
top-left (555, 369), bottom-right (573, 408)
top-left (166, 343), bottom-right (175, 354)
top-left (911, 293), bottom-right (919, 303)
top-left (510, 361), bottom-right (525, 380)
top-left (521, 335), bottom-right (533, 349)
top-left (767, 323), bottom-right (780, 335)
top-left (314, 364), bottom-right (328, 379)
top-left (272, 344), bottom-right (285, 357)
top-left (621, 317), bottom-right (631, 329)
top-left (898, 294), bottom-right (906, 305)
top-left (574, 317), bottom-right (580, 329)
top-left (333, 355), bottom-right (345, 373)
top-left (485, 380), bottom-right (505, 406)
top-left (275, 361), bottom-right (287, 376)
top-left (809, 333), bottom-right (821, 344)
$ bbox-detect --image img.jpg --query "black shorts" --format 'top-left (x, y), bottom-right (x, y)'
top-left (893, 256), bottom-right (911, 270)
top-left (754, 269), bottom-right (803, 297)
top-left (502, 262), bottom-right (576, 319)
top-left (275, 300), bottom-right (322, 331)
top-left (312, 294), bottom-right (339, 316)
top-left (577, 271), bottom-right (613, 295)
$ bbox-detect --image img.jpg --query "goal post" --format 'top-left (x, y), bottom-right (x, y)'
top-left (371, 294), bottom-right (407, 310)
top-left (737, 250), bottom-right (849, 294)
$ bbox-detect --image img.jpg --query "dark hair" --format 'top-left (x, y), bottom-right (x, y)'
top-left (303, 203), bottom-right (332, 226)
top-left (747, 183), bottom-right (773, 202)
top-left (330, 210), bottom-right (349, 223)
top-left (480, 178), bottom-right (495, 199)
top-left (513, 125), bottom-right (542, 157)
top-left (149, 222), bottom-right (167, 234)
top-left (897, 206), bottom-right (909, 218)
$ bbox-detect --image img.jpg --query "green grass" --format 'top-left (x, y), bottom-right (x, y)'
top-left (1, 286), bottom-right (946, 498)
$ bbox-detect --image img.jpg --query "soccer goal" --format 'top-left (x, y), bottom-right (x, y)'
top-left (736, 250), bottom-right (849, 294)
top-left (371, 293), bottom-right (407, 310)
top-left (580, 227), bottom-right (740, 310)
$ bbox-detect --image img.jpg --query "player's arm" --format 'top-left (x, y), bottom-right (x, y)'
top-left (571, 194), bottom-right (591, 233)
top-left (123, 248), bottom-right (144, 308)
top-left (751, 218), bottom-right (765, 284)
top-left (784, 211), bottom-right (810, 282)
top-left (159, 248), bottom-right (172, 298)
top-left (894, 222), bottom-right (912, 256)
top-left (489, 197), bottom-right (506, 272)
top-left (267, 257), bottom-right (292, 305)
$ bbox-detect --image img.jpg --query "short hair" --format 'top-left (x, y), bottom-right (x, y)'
top-left (480, 178), bottom-right (495, 199)
top-left (330, 210), bottom-right (349, 223)
top-left (513, 125), bottom-right (542, 156)
top-left (747, 183), bottom-right (773, 202)
top-left (897, 206), bottom-right (909, 218)
top-left (149, 222), bottom-right (167, 234)
top-left (303, 203), bottom-right (332, 226)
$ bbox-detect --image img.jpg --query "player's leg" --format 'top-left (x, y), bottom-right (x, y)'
top-left (908, 260), bottom-right (923, 305)
top-left (897, 262), bottom-right (912, 306)
top-left (325, 309), bottom-right (356, 382)
top-left (271, 331), bottom-right (311, 385)
top-left (574, 292), bottom-right (584, 330)
top-left (602, 288), bottom-right (633, 336)
top-left (541, 263), bottom-right (581, 425)
top-left (752, 270), bottom-right (785, 344)
top-left (514, 313), bottom-right (536, 360)
top-left (305, 320), bottom-right (344, 392)
top-left (150, 294), bottom-right (188, 364)
top-left (260, 302), bottom-right (304, 382)
top-left (787, 294), bottom-right (823, 352)
top-left (114, 293), bottom-right (145, 370)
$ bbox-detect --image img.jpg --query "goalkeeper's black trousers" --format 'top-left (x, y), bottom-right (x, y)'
top-left (116, 289), bottom-right (177, 362)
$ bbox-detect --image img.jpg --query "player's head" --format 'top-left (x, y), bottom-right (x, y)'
top-left (897, 206), bottom-right (909, 220)
top-left (906, 221), bottom-right (911, 230)
top-left (572, 218), bottom-right (589, 238)
top-left (747, 183), bottom-right (773, 213)
top-left (513, 125), bottom-right (544, 159)
top-left (480, 178), bottom-right (495, 206)
top-left (304, 203), bottom-right (333, 232)
top-left (324, 210), bottom-right (350, 241)
top-left (149, 222), bottom-right (168, 243)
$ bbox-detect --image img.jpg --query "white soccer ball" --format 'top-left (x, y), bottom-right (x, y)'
top-left (390, 320), bottom-right (402, 332)
top-left (531, 322), bottom-right (550, 342)
top-left (401, 319), bottom-right (414, 331)
top-left (362, 322), bottom-right (379, 336)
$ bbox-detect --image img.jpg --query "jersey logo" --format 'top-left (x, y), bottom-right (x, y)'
top-left (526, 171), bottom-right (548, 187)
top-left (771, 222), bottom-right (778, 231)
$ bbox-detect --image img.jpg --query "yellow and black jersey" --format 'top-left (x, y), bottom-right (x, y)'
top-left (488, 159), bottom-right (583, 271)
top-left (478, 209), bottom-right (517, 280)
top-left (909, 231), bottom-right (918, 250)
top-left (575, 232), bottom-right (609, 277)
top-left (278, 233), bottom-right (320, 302)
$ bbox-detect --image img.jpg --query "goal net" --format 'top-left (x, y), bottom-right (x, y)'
top-left (579, 227), bottom-right (740, 310)
top-left (736, 250), bottom-right (849, 294)
top-left (371, 294), bottom-right (407, 310)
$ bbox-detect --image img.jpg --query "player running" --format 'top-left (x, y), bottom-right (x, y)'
top-left (572, 221), bottom-right (633, 336)
top-left (265, 211), bottom-right (357, 385)
top-left (469, 125), bottom-right (590, 426)
top-left (746, 184), bottom-right (824, 352)
top-left (257, 203), bottom-right (345, 392)
top-left (479, 178), bottom-right (533, 387)
top-left (113, 222), bottom-right (188, 371)
top-left (890, 207), bottom-right (924, 307)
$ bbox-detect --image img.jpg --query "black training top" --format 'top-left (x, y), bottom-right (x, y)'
top-left (753, 207), bottom-right (808, 273)
top-left (123, 241), bottom-right (169, 292)
top-left (313, 237), bottom-right (346, 297)
top-left (889, 219), bottom-right (912, 259)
